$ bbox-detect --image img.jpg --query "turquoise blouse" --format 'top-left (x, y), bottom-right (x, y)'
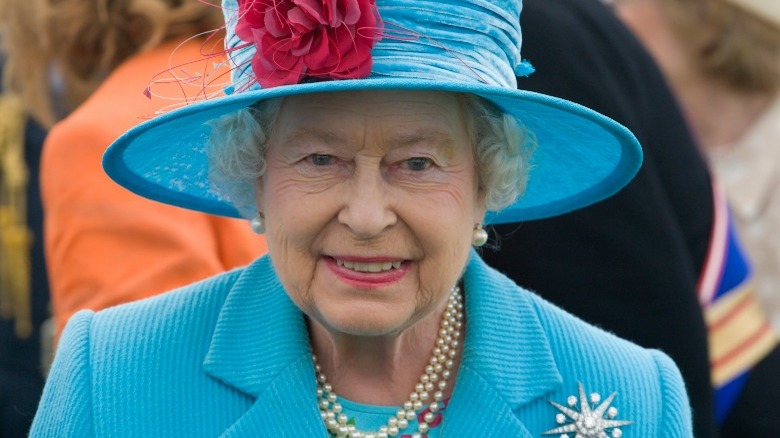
top-left (335, 397), bottom-right (448, 437)
top-left (31, 250), bottom-right (693, 437)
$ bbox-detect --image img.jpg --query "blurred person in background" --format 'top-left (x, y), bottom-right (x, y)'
top-left (606, 0), bottom-right (780, 434)
top-left (614, 0), bottom-right (780, 330)
top-left (0, 54), bottom-right (50, 436)
top-left (483, 0), bottom-right (722, 435)
top-left (0, 0), bottom-right (267, 341)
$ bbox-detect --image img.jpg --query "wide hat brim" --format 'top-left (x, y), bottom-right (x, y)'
top-left (103, 77), bottom-right (642, 224)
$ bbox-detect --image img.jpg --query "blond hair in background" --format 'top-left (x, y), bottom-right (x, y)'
top-left (0, 0), bottom-right (224, 127)
top-left (662, 0), bottom-right (780, 94)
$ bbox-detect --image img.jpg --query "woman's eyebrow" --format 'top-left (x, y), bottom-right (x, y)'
top-left (386, 129), bottom-right (456, 149)
top-left (284, 127), bottom-right (456, 151)
top-left (284, 127), bottom-right (352, 146)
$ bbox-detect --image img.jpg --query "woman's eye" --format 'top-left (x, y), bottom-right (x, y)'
top-left (309, 154), bottom-right (334, 165)
top-left (405, 157), bottom-right (433, 171)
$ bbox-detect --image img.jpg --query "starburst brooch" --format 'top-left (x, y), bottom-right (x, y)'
top-left (543, 382), bottom-right (632, 438)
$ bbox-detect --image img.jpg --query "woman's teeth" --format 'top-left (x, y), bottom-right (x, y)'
top-left (336, 259), bottom-right (402, 272)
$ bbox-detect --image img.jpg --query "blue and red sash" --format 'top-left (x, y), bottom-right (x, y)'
top-left (698, 181), bottom-right (777, 422)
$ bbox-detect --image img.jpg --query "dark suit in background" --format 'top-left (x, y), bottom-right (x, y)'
top-left (482, 0), bottom-right (717, 436)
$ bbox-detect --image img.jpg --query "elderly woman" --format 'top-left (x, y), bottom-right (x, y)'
top-left (31, 0), bottom-right (693, 436)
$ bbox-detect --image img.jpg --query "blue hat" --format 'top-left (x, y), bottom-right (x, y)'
top-left (103, 0), bottom-right (642, 223)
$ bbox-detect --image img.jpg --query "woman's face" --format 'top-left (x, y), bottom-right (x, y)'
top-left (255, 90), bottom-right (486, 337)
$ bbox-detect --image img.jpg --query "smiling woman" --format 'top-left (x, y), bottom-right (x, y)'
top-left (207, 90), bottom-right (528, 346)
top-left (254, 91), bottom-right (486, 343)
top-left (31, 0), bottom-right (694, 437)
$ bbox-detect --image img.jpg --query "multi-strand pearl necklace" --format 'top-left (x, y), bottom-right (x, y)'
top-left (313, 287), bottom-right (464, 438)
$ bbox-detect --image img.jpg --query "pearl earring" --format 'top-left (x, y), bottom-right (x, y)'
top-left (250, 213), bottom-right (265, 234)
top-left (472, 223), bottom-right (488, 247)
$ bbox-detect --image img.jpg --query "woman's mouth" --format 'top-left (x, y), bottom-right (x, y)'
top-left (326, 257), bottom-right (409, 287)
top-left (335, 259), bottom-right (403, 273)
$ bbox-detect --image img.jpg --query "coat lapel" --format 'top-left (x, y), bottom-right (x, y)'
top-left (202, 256), bottom-right (327, 436)
top-left (219, 356), bottom-right (327, 437)
top-left (441, 250), bottom-right (562, 436)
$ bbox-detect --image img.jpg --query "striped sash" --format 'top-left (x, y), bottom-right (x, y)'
top-left (698, 180), bottom-right (777, 422)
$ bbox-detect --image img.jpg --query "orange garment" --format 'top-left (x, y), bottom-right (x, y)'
top-left (42, 39), bottom-right (267, 336)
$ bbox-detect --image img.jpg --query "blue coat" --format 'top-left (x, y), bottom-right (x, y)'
top-left (31, 252), bottom-right (693, 437)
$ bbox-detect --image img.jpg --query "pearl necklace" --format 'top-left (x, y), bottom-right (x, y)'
top-left (313, 287), bottom-right (464, 438)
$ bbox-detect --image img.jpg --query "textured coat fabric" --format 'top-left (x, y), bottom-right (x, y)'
top-left (480, 0), bottom-right (717, 435)
top-left (40, 39), bottom-right (267, 336)
top-left (31, 252), bottom-right (693, 437)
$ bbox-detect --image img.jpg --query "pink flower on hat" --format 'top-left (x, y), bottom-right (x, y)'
top-left (235, 0), bottom-right (382, 88)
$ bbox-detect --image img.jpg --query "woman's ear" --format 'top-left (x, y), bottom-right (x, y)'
top-left (475, 185), bottom-right (488, 224)
top-left (253, 177), bottom-right (265, 213)
top-left (250, 178), bottom-right (266, 234)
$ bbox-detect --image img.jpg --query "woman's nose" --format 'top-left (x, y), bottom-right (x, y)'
top-left (337, 170), bottom-right (397, 239)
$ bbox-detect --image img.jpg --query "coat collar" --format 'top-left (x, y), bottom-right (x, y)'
top-left (441, 249), bottom-right (562, 436)
top-left (203, 256), bottom-right (326, 436)
top-left (204, 251), bottom-right (561, 436)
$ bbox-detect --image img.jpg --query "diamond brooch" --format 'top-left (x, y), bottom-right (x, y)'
top-left (543, 382), bottom-right (632, 438)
